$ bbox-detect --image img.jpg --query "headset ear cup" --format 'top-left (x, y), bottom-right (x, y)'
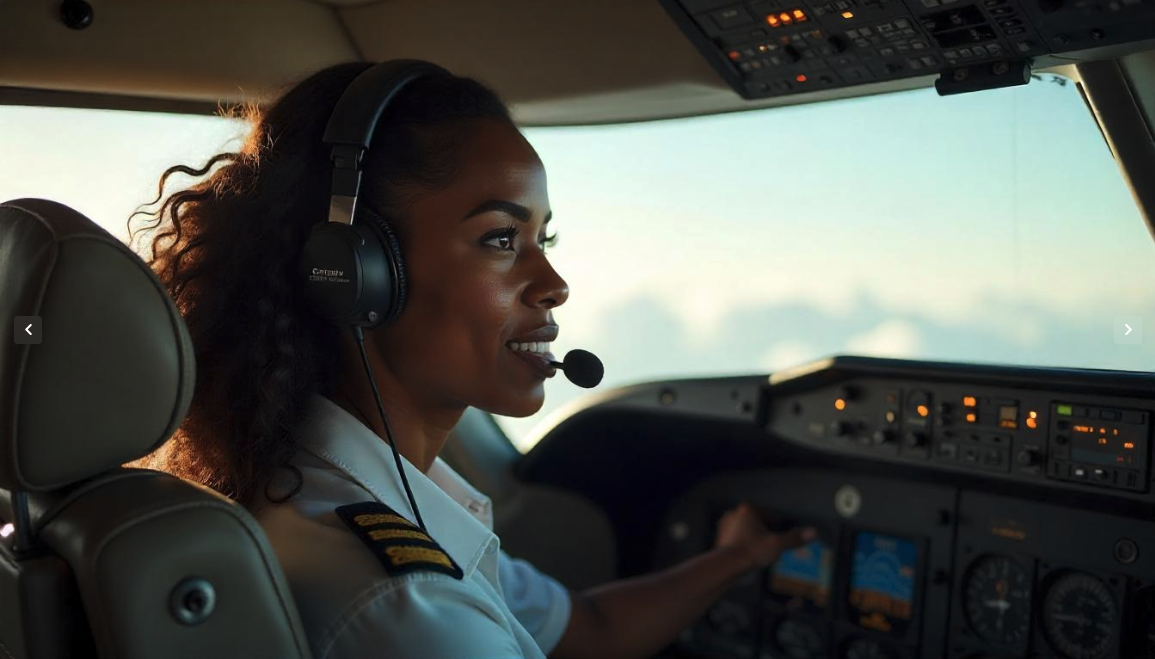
top-left (364, 211), bottom-right (407, 323)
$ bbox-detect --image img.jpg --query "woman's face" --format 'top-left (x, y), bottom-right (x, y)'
top-left (372, 118), bottom-right (568, 417)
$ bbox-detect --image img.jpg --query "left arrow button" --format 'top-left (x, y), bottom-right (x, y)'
top-left (14, 316), bottom-right (41, 345)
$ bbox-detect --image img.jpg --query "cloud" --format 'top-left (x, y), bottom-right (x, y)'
top-left (844, 319), bottom-right (925, 358)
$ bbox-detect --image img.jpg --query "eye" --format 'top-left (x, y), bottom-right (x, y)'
top-left (539, 232), bottom-right (558, 254)
top-left (481, 224), bottom-right (520, 251)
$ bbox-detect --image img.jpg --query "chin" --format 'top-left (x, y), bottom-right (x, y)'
top-left (482, 389), bottom-right (545, 418)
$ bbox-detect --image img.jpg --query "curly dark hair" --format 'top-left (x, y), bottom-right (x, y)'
top-left (128, 62), bottom-right (513, 506)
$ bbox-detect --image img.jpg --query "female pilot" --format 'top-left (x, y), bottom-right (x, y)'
top-left (131, 62), bottom-right (815, 659)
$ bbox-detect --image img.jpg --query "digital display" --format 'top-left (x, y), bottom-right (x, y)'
top-left (848, 532), bottom-right (918, 635)
top-left (1070, 422), bottom-right (1142, 467)
top-left (768, 538), bottom-right (832, 609)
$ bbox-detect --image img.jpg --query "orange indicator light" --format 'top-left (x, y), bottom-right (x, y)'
top-left (1125, 442), bottom-right (1135, 449)
top-left (793, 9), bottom-right (807, 19)
top-left (1100, 427), bottom-right (1107, 434)
top-left (1074, 425), bottom-right (1094, 433)
top-left (1026, 417), bottom-right (1038, 429)
top-left (963, 396), bottom-right (977, 407)
top-left (842, 10), bottom-right (855, 18)
top-left (780, 12), bottom-right (794, 24)
top-left (917, 405), bottom-right (930, 418)
top-left (1114, 429), bottom-right (1119, 436)
top-left (835, 398), bottom-right (847, 411)
top-left (796, 74), bottom-right (808, 82)
top-left (767, 14), bottom-right (780, 26)
top-left (1029, 410), bottom-right (1038, 419)
top-left (966, 413), bottom-right (977, 423)
top-left (729, 50), bottom-right (741, 60)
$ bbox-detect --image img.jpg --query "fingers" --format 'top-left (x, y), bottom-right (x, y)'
top-left (760, 526), bottom-right (818, 562)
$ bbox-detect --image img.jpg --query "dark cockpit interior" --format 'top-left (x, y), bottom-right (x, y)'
top-left (516, 358), bottom-right (1155, 657)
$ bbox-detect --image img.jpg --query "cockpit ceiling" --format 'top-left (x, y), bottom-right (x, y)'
top-left (0, 0), bottom-right (1151, 126)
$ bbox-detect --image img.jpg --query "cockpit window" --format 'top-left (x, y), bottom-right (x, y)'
top-left (1, 75), bottom-right (1150, 452)
top-left (502, 75), bottom-right (1153, 449)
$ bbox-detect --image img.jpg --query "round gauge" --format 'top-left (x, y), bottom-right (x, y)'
top-left (843, 638), bottom-right (897, 659)
top-left (1041, 571), bottom-right (1117, 659)
top-left (962, 555), bottom-right (1033, 646)
top-left (772, 618), bottom-right (826, 659)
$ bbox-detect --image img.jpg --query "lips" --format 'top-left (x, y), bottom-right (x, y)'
top-left (506, 324), bottom-right (558, 379)
top-left (507, 325), bottom-right (559, 343)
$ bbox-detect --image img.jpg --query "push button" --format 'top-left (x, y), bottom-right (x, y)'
top-left (712, 6), bottom-right (753, 29)
top-left (13, 316), bottom-right (41, 345)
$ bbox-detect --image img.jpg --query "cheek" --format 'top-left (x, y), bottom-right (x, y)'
top-left (398, 269), bottom-right (517, 365)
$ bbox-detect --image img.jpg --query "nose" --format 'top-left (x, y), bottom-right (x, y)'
top-left (525, 252), bottom-right (569, 310)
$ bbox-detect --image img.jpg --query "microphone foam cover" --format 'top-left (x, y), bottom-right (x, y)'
top-left (563, 349), bottom-right (604, 388)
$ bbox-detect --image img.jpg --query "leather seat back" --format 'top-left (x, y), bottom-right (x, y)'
top-left (0, 198), bottom-right (312, 659)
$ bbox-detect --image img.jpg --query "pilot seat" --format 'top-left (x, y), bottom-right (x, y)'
top-left (0, 198), bottom-right (313, 659)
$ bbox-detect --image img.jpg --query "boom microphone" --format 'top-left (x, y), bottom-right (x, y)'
top-left (548, 349), bottom-right (604, 388)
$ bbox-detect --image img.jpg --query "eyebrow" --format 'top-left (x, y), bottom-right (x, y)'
top-left (463, 200), bottom-right (552, 224)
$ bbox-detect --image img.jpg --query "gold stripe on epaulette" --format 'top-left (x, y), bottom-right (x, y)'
top-left (354, 513), bottom-right (414, 527)
top-left (368, 528), bottom-right (432, 542)
top-left (385, 546), bottom-right (455, 569)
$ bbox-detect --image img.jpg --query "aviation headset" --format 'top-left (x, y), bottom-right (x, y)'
top-left (298, 60), bottom-right (453, 530)
top-left (299, 59), bottom-right (450, 330)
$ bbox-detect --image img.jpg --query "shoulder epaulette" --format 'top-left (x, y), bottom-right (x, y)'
top-left (335, 501), bottom-right (464, 580)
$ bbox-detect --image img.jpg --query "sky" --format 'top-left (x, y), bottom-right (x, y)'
top-left (2, 76), bottom-right (1152, 449)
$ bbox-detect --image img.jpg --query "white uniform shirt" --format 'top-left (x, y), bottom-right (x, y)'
top-left (253, 394), bottom-right (572, 659)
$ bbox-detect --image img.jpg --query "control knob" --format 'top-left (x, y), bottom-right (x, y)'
top-left (904, 431), bottom-right (928, 448)
top-left (1016, 446), bottom-right (1042, 467)
top-left (828, 420), bottom-right (853, 438)
top-left (871, 429), bottom-right (895, 446)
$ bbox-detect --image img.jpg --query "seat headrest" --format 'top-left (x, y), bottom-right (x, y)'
top-left (0, 198), bottom-right (195, 492)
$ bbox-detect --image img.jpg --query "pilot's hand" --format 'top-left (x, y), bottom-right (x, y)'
top-left (713, 503), bottom-right (817, 569)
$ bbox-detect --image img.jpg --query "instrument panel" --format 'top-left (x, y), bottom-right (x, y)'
top-left (659, 0), bottom-right (1155, 99)
top-left (763, 357), bottom-right (1155, 501)
top-left (646, 357), bottom-right (1155, 659)
top-left (657, 471), bottom-right (1155, 659)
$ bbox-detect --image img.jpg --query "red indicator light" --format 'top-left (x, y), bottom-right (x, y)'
top-left (796, 74), bottom-right (808, 82)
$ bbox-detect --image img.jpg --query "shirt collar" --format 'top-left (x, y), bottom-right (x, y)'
top-left (294, 393), bottom-right (497, 576)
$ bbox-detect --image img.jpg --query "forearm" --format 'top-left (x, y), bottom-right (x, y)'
top-left (553, 546), bottom-right (755, 659)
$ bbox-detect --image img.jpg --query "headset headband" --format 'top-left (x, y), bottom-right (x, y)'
top-left (322, 60), bottom-right (451, 226)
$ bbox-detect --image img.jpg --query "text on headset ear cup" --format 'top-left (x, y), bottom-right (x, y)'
top-left (300, 221), bottom-right (397, 327)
